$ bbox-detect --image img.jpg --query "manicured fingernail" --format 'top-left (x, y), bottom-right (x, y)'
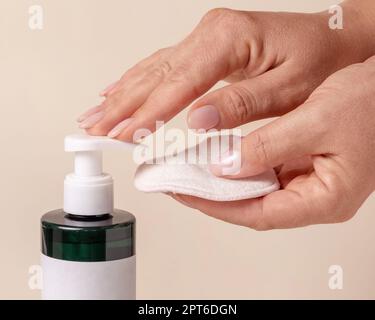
top-left (79, 111), bottom-right (105, 129)
top-left (187, 105), bottom-right (220, 130)
top-left (107, 118), bottom-right (135, 138)
top-left (77, 105), bottom-right (103, 122)
top-left (220, 151), bottom-right (238, 165)
top-left (100, 80), bottom-right (119, 96)
top-left (209, 150), bottom-right (241, 176)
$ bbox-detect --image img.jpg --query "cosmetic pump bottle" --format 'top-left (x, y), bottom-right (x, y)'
top-left (41, 134), bottom-right (136, 300)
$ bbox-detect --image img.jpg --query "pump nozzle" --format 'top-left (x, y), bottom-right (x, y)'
top-left (63, 134), bottom-right (137, 216)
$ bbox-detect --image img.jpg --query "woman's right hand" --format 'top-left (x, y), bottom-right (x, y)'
top-left (78, 1), bottom-right (375, 142)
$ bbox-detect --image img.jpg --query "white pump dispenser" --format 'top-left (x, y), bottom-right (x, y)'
top-left (41, 133), bottom-right (138, 300)
top-left (64, 134), bottom-right (136, 216)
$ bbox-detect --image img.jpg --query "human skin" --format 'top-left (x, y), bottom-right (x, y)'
top-left (172, 57), bottom-right (375, 229)
top-left (77, 0), bottom-right (375, 229)
top-left (78, 0), bottom-right (375, 136)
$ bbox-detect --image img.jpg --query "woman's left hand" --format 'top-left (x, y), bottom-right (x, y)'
top-left (171, 57), bottom-right (375, 230)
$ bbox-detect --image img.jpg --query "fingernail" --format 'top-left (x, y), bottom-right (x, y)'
top-left (77, 105), bottom-right (103, 122)
top-left (100, 80), bottom-right (119, 96)
top-left (107, 118), bottom-right (135, 138)
top-left (79, 111), bottom-right (105, 129)
top-left (209, 150), bottom-right (241, 176)
top-left (187, 105), bottom-right (220, 130)
top-left (220, 151), bottom-right (238, 165)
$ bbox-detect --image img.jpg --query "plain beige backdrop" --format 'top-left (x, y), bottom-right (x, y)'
top-left (1, 0), bottom-right (374, 299)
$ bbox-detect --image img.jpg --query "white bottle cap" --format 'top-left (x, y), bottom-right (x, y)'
top-left (64, 134), bottom-right (136, 216)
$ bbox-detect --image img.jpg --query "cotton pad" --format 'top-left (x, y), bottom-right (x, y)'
top-left (134, 141), bottom-right (280, 201)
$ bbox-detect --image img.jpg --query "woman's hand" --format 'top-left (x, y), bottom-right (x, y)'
top-left (78, 1), bottom-right (375, 140)
top-left (171, 57), bottom-right (375, 230)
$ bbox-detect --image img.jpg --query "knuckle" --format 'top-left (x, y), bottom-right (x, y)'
top-left (165, 66), bottom-right (187, 83)
top-left (202, 8), bottom-right (250, 35)
top-left (202, 8), bottom-right (233, 22)
top-left (151, 60), bottom-right (173, 79)
top-left (102, 98), bottom-right (126, 120)
top-left (225, 86), bottom-right (256, 124)
top-left (203, 8), bottom-right (254, 30)
top-left (103, 94), bottom-right (124, 113)
top-left (159, 60), bottom-right (173, 74)
top-left (199, 9), bottom-right (253, 58)
top-left (250, 131), bottom-right (270, 167)
top-left (164, 66), bottom-right (202, 97)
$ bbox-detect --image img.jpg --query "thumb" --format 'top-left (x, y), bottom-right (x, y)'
top-left (187, 66), bottom-right (304, 130)
top-left (210, 105), bottom-right (327, 178)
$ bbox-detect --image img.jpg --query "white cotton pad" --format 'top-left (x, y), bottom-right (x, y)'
top-left (134, 138), bottom-right (280, 201)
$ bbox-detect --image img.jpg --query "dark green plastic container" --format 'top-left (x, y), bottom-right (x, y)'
top-left (41, 209), bottom-right (135, 262)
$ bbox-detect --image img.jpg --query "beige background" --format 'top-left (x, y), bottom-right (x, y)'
top-left (1, 0), bottom-right (374, 299)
